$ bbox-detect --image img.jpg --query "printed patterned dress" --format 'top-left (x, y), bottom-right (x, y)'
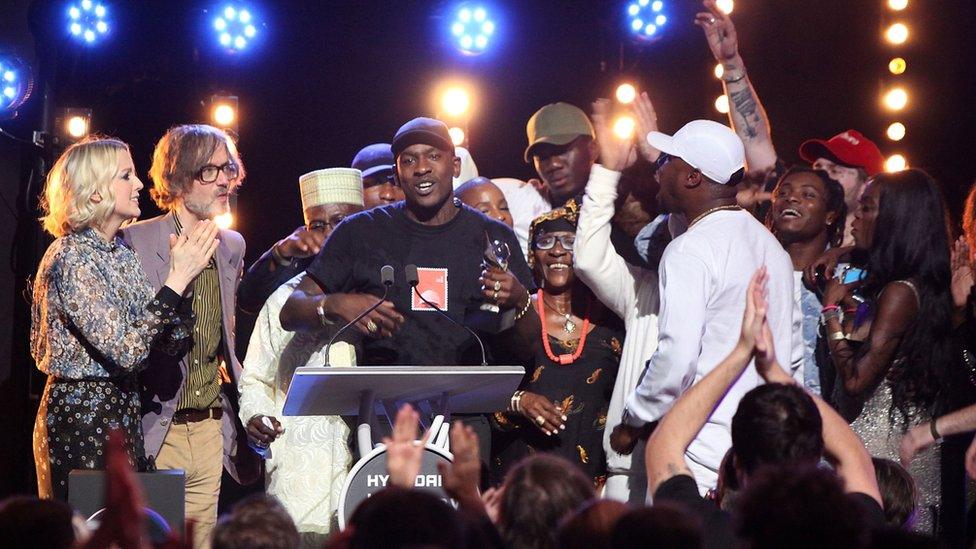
top-left (31, 228), bottom-right (190, 500)
top-left (491, 320), bottom-right (623, 486)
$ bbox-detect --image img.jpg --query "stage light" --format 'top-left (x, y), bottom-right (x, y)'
top-left (213, 3), bottom-right (260, 53)
top-left (612, 116), bottom-right (635, 139)
top-left (57, 108), bottom-right (92, 143)
top-left (885, 154), bottom-right (907, 172)
top-left (441, 87), bottom-right (470, 117)
top-left (714, 63), bottom-right (724, 79)
top-left (883, 87), bottom-right (908, 111)
top-left (66, 1), bottom-right (110, 45)
top-left (450, 4), bottom-right (496, 55)
top-left (888, 0), bottom-right (908, 10)
top-left (714, 94), bottom-right (730, 114)
top-left (214, 211), bottom-right (234, 229)
top-left (0, 55), bottom-right (33, 117)
top-left (886, 122), bottom-right (906, 141)
top-left (716, 0), bottom-right (734, 14)
top-left (208, 95), bottom-right (239, 132)
top-left (627, 0), bottom-right (668, 43)
top-left (885, 23), bottom-right (908, 45)
top-left (448, 126), bottom-right (466, 146)
top-left (888, 57), bottom-right (907, 75)
top-left (615, 83), bottom-right (637, 104)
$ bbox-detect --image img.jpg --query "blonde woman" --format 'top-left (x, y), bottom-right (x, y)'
top-left (32, 137), bottom-right (218, 500)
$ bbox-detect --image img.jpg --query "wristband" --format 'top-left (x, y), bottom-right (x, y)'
top-left (316, 295), bottom-right (335, 327)
top-left (723, 73), bottom-right (747, 84)
top-left (828, 330), bottom-right (846, 341)
top-left (930, 419), bottom-right (942, 442)
top-left (821, 304), bottom-right (841, 313)
top-left (271, 244), bottom-right (294, 267)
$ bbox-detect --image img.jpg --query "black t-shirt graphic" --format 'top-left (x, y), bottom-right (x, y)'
top-left (306, 202), bottom-right (534, 366)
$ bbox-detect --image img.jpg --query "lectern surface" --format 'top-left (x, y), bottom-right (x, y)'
top-left (282, 365), bottom-right (524, 416)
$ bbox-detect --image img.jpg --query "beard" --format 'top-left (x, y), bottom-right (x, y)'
top-left (183, 193), bottom-right (228, 220)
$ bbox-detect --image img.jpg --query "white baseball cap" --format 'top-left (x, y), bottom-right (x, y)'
top-left (647, 120), bottom-right (745, 184)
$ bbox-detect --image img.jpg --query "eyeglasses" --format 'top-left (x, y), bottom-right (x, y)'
top-left (307, 218), bottom-right (343, 234)
top-left (534, 234), bottom-right (575, 251)
top-left (195, 162), bottom-right (240, 184)
top-left (655, 152), bottom-right (672, 169)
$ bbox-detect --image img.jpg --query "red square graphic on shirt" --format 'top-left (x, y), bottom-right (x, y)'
top-left (411, 267), bottom-right (449, 311)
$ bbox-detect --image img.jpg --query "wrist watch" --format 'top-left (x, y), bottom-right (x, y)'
top-left (316, 295), bottom-right (335, 327)
top-left (271, 243), bottom-right (293, 267)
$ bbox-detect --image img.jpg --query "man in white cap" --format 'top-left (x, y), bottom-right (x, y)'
top-left (237, 167), bottom-right (366, 314)
top-left (605, 116), bottom-right (799, 497)
top-left (237, 168), bottom-right (364, 545)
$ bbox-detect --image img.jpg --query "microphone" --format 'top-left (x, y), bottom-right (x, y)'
top-left (405, 264), bottom-right (487, 366)
top-left (323, 265), bottom-right (395, 366)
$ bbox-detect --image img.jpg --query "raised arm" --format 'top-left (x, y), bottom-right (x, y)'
top-left (574, 99), bottom-right (641, 320)
top-left (646, 268), bottom-right (768, 494)
top-left (695, 0), bottom-right (777, 175)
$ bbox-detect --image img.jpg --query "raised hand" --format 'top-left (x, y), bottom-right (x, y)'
top-left (738, 266), bottom-right (768, 352)
top-left (632, 92), bottom-right (661, 163)
top-left (694, 0), bottom-right (739, 62)
top-left (438, 421), bottom-right (482, 506)
top-left (384, 405), bottom-right (431, 489)
top-left (275, 225), bottom-right (326, 260)
top-left (166, 220), bottom-right (220, 295)
top-left (591, 98), bottom-right (637, 173)
top-left (480, 266), bottom-right (529, 309)
top-left (951, 237), bottom-right (974, 311)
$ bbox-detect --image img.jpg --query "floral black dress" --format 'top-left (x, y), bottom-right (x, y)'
top-left (31, 228), bottom-right (190, 500)
top-left (491, 319), bottom-right (624, 486)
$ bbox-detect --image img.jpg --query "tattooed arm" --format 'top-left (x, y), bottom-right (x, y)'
top-left (695, 0), bottom-right (777, 175)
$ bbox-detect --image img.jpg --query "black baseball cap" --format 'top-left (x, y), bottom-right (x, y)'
top-left (391, 117), bottom-right (455, 158)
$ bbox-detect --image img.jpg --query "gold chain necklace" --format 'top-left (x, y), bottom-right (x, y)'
top-left (689, 204), bottom-right (742, 227)
top-left (542, 295), bottom-right (578, 334)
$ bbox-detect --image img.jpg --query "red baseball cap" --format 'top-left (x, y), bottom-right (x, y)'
top-left (798, 129), bottom-right (884, 176)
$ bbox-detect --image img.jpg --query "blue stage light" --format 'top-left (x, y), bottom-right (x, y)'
top-left (626, 0), bottom-right (668, 43)
top-left (212, 3), bottom-right (261, 54)
top-left (0, 55), bottom-right (33, 117)
top-left (66, 1), bottom-right (110, 45)
top-left (449, 3), bottom-right (496, 56)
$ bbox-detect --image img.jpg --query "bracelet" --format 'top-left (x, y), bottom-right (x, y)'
top-left (821, 304), bottom-right (841, 313)
top-left (316, 295), bottom-right (335, 327)
top-left (820, 309), bottom-right (842, 325)
top-left (514, 294), bottom-right (533, 321)
top-left (828, 331), bottom-right (846, 341)
top-left (723, 73), bottom-right (747, 84)
top-left (930, 419), bottom-right (942, 441)
top-left (510, 390), bottom-right (525, 413)
top-left (271, 244), bottom-right (293, 267)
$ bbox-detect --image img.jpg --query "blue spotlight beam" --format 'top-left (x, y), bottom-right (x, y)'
top-left (626, 0), bottom-right (668, 42)
top-left (0, 55), bottom-right (33, 116)
top-left (450, 3), bottom-right (496, 56)
top-left (67, 0), bottom-right (110, 45)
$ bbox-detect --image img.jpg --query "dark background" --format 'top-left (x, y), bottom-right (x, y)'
top-left (1, 0), bottom-right (974, 498)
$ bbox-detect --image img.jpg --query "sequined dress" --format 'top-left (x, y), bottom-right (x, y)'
top-left (31, 229), bottom-right (190, 500)
top-left (849, 379), bottom-right (941, 533)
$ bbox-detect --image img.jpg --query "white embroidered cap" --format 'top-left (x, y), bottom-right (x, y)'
top-left (299, 168), bottom-right (364, 211)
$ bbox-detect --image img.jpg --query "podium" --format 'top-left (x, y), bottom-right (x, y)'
top-left (282, 365), bottom-right (524, 528)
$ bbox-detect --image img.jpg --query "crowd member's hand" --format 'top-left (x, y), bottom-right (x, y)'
top-left (899, 422), bottom-right (937, 468)
top-left (695, 0), bottom-right (739, 62)
top-left (802, 246), bottom-right (853, 290)
top-left (79, 430), bottom-right (149, 549)
top-left (325, 292), bottom-right (404, 338)
top-left (735, 183), bottom-right (773, 210)
top-left (632, 92), bottom-right (661, 163)
top-left (518, 392), bottom-right (566, 436)
top-left (737, 267), bottom-right (768, 352)
top-left (480, 265), bottom-right (529, 309)
top-left (246, 414), bottom-right (284, 446)
top-left (481, 486), bottom-right (503, 524)
top-left (823, 277), bottom-right (859, 309)
top-left (610, 423), bottom-right (648, 455)
top-left (166, 220), bottom-right (220, 295)
top-left (591, 98), bottom-right (637, 173)
top-left (950, 237), bottom-right (974, 311)
top-left (384, 405), bottom-right (431, 489)
top-left (966, 435), bottom-right (976, 480)
top-left (274, 226), bottom-right (326, 261)
top-left (438, 421), bottom-right (482, 507)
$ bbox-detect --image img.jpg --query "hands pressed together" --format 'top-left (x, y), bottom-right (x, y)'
top-left (166, 220), bottom-right (220, 295)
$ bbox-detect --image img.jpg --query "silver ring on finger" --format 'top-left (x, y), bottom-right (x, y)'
top-left (708, 16), bottom-right (716, 23)
top-left (535, 415), bottom-right (545, 426)
top-left (366, 320), bottom-right (379, 334)
top-left (493, 280), bottom-right (501, 292)
top-left (493, 290), bottom-right (499, 302)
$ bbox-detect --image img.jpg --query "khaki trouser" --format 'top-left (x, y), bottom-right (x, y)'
top-left (155, 418), bottom-right (223, 549)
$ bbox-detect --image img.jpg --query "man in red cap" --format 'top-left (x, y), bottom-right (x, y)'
top-left (695, 0), bottom-right (884, 245)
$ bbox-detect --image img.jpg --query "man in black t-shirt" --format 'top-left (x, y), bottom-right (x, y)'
top-left (644, 269), bottom-right (887, 549)
top-left (279, 117), bottom-right (534, 367)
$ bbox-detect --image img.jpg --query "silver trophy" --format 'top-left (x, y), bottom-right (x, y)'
top-left (480, 238), bottom-right (511, 314)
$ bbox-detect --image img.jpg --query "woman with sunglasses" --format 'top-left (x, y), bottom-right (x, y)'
top-left (489, 202), bottom-right (624, 487)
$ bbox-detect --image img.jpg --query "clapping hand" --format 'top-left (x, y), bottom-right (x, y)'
top-left (384, 405), bottom-right (431, 489)
top-left (951, 236), bottom-right (974, 311)
top-left (438, 421), bottom-right (482, 508)
top-left (591, 98), bottom-right (637, 173)
top-left (632, 92), bottom-right (661, 163)
top-left (166, 220), bottom-right (220, 295)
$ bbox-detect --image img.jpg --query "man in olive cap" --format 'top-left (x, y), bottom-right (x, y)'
top-left (524, 102), bottom-right (599, 208)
